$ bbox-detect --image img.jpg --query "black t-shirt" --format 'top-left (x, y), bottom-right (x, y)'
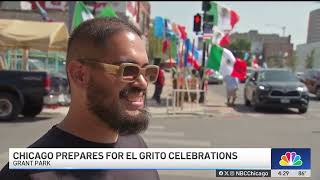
top-left (0, 125), bottom-right (160, 180)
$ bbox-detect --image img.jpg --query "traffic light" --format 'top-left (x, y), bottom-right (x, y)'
top-left (193, 13), bottom-right (202, 32)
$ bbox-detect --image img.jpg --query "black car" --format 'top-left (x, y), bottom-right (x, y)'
top-left (303, 69), bottom-right (320, 99)
top-left (244, 69), bottom-right (309, 113)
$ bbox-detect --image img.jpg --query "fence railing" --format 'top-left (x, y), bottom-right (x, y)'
top-left (166, 88), bottom-right (207, 115)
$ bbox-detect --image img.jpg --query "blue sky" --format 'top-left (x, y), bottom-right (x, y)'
top-left (150, 1), bottom-right (320, 49)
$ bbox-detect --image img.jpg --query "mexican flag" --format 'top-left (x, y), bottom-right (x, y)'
top-left (97, 5), bottom-right (117, 17)
top-left (207, 44), bottom-right (246, 80)
top-left (211, 27), bottom-right (230, 47)
top-left (72, 1), bottom-right (94, 31)
top-left (208, 2), bottom-right (240, 31)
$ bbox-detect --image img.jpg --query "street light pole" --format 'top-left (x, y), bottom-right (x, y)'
top-left (199, 2), bottom-right (208, 103)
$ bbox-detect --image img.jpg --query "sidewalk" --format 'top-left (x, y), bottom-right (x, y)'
top-left (43, 71), bottom-right (227, 117)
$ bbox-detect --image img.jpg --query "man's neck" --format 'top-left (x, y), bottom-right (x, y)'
top-left (57, 105), bottom-right (118, 144)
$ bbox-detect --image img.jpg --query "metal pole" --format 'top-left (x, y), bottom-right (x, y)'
top-left (68, 1), bottom-right (76, 33)
top-left (199, 2), bottom-right (207, 103)
top-left (199, 41), bottom-right (206, 103)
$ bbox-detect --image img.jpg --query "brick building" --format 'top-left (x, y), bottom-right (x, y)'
top-left (296, 8), bottom-right (320, 72)
top-left (230, 30), bottom-right (293, 67)
top-left (307, 8), bottom-right (320, 44)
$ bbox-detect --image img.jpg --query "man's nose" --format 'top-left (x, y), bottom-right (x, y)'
top-left (132, 74), bottom-right (148, 89)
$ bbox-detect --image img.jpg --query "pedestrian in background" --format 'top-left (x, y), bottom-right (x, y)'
top-left (190, 69), bottom-right (199, 102)
top-left (153, 63), bottom-right (165, 104)
top-left (224, 75), bottom-right (239, 106)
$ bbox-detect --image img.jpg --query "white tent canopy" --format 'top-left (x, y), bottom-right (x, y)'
top-left (0, 19), bottom-right (69, 52)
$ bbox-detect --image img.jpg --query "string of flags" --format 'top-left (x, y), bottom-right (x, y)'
top-left (151, 16), bottom-right (202, 70)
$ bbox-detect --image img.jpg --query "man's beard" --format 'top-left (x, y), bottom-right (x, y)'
top-left (86, 76), bottom-right (150, 135)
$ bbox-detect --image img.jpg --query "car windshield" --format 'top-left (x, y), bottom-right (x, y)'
top-left (259, 70), bottom-right (298, 82)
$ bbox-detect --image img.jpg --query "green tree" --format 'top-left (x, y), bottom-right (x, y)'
top-left (229, 38), bottom-right (251, 62)
top-left (287, 52), bottom-right (298, 72)
top-left (267, 57), bottom-right (277, 68)
top-left (305, 49), bottom-right (315, 69)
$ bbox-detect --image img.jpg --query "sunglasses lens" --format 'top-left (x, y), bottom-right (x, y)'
top-left (145, 67), bottom-right (159, 83)
top-left (123, 65), bottom-right (140, 81)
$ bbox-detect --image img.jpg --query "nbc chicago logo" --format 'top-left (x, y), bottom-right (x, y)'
top-left (279, 152), bottom-right (303, 166)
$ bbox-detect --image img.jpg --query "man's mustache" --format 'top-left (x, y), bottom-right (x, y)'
top-left (120, 87), bottom-right (146, 97)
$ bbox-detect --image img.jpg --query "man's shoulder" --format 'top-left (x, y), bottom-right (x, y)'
top-left (28, 126), bottom-right (63, 148)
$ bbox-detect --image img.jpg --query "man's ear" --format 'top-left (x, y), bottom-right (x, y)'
top-left (67, 60), bottom-right (90, 88)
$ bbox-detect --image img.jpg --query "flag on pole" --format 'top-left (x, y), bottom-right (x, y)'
top-left (208, 2), bottom-right (240, 31)
top-left (171, 23), bottom-right (181, 37)
top-left (97, 5), bottom-right (117, 17)
top-left (154, 16), bottom-right (165, 38)
top-left (177, 25), bottom-right (187, 40)
top-left (162, 39), bottom-right (169, 54)
top-left (207, 44), bottom-right (236, 77)
top-left (170, 36), bottom-right (178, 59)
top-left (211, 27), bottom-right (230, 47)
top-left (72, 1), bottom-right (94, 31)
top-left (231, 58), bottom-right (247, 80)
top-left (184, 39), bottom-right (191, 67)
top-left (219, 34), bottom-right (230, 47)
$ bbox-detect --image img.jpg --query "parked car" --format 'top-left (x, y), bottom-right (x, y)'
top-left (16, 58), bottom-right (70, 106)
top-left (0, 70), bottom-right (68, 121)
top-left (244, 68), bottom-right (309, 113)
top-left (208, 71), bottom-right (223, 84)
top-left (303, 69), bottom-right (320, 99)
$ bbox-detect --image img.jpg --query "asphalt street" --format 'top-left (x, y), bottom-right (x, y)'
top-left (0, 83), bottom-right (319, 180)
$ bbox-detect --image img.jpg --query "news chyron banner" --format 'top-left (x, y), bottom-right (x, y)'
top-left (9, 148), bottom-right (311, 178)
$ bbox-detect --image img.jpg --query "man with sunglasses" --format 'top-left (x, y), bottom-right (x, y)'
top-left (0, 17), bottom-right (160, 180)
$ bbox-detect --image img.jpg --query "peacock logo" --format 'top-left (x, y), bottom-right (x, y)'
top-left (279, 152), bottom-right (303, 166)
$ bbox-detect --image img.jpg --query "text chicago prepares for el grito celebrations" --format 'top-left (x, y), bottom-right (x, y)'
top-left (13, 151), bottom-right (238, 160)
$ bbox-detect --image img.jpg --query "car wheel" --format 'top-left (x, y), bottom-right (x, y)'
top-left (298, 107), bottom-right (308, 114)
top-left (252, 93), bottom-right (260, 111)
top-left (22, 100), bottom-right (43, 117)
top-left (0, 93), bottom-right (22, 121)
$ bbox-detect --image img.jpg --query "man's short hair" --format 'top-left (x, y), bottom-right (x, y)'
top-left (66, 17), bottom-right (143, 64)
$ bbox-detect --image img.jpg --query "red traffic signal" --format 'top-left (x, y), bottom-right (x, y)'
top-left (193, 14), bottom-right (202, 32)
